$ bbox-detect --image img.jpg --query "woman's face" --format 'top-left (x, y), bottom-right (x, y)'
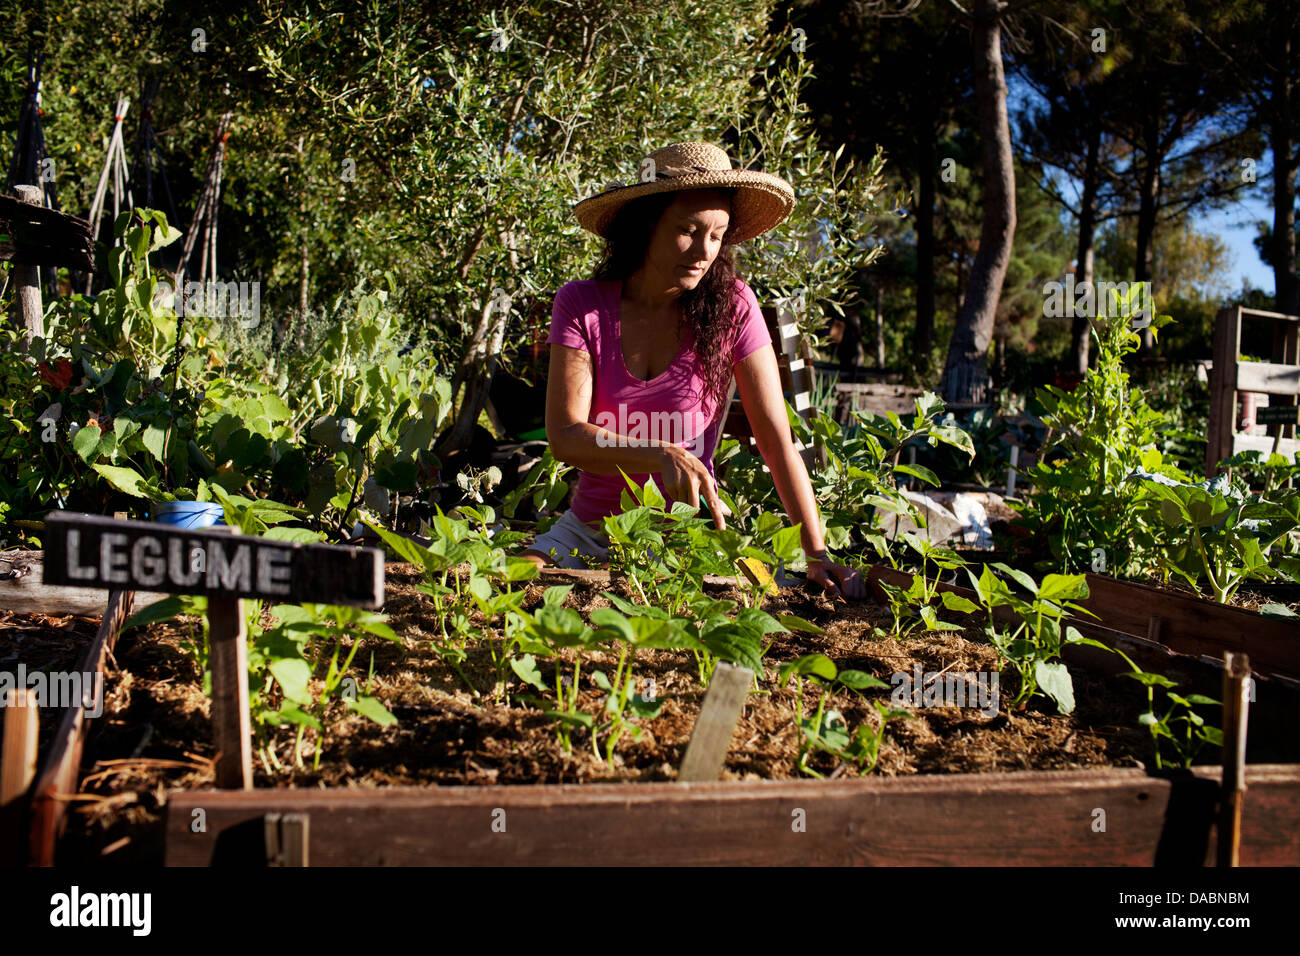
top-left (641, 190), bottom-right (732, 294)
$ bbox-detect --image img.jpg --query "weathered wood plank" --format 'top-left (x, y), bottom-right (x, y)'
top-left (28, 589), bottom-right (134, 866)
top-left (42, 512), bottom-right (383, 608)
top-left (0, 552), bottom-right (164, 615)
top-left (1237, 361), bottom-right (1300, 396)
top-left (678, 663), bottom-right (753, 782)
top-left (1231, 432), bottom-right (1300, 458)
top-left (163, 765), bottom-right (1300, 866)
top-left (0, 689), bottom-right (39, 866)
top-left (1079, 573), bottom-right (1300, 680)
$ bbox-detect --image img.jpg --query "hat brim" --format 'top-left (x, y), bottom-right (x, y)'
top-left (574, 169), bottom-right (794, 245)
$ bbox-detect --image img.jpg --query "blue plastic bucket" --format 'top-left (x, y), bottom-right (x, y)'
top-left (151, 501), bottom-right (226, 529)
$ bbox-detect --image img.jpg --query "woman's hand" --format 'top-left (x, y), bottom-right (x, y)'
top-left (658, 445), bottom-right (726, 530)
top-left (806, 552), bottom-right (867, 600)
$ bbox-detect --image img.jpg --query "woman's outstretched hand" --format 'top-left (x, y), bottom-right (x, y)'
top-left (658, 444), bottom-right (725, 530)
top-left (806, 554), bottom-right (867, 601)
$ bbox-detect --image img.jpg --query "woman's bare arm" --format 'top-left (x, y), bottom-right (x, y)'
top-left (733, 344), bottom-right (865, 598)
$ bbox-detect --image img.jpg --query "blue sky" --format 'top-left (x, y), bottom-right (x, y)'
top-left (1009, 78), bottom-right (1278, 299)
top-left (1197, 182), bottom-right (1274, 296)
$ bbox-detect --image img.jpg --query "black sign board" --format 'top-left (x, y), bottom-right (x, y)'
top-left (43, 511), bottom-right (383, 608)
top-left (1255, 405), bottom-right (1299, 427)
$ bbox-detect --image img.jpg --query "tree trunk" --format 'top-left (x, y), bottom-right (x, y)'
top-left (1270, 28), bottom-right (1298, 317)
top-left (913, 128), bottom-right (937, 363)
top-left (941, 0), bottom-right (1015, 405)
top-left (1071, 125), bottom-right (1100, 373)
top-left (1134, 120), bottom-right (1160, 352)
top-left (875, 283), bottom-right (886, 369)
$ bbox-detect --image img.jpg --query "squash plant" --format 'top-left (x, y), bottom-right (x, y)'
top-left (1126, 469), bottom-right (1300, 603)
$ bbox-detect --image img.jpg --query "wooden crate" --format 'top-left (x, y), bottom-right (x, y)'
top-left (1206, 306), bottom-right (1300, 474)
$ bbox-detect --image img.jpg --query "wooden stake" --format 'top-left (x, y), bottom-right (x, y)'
top-left (208, 593), bottom-right (252, 789)
top-left (11, 185), bottom-right (45, 343)
top-left (1, 688), bottom-right (39, 806)
top-left (1, 689), bottom-right (39, 867)
top-left (678, 662), bottom-right (753, 782)
top-left (1218, 651), bottom-right (1251, 867)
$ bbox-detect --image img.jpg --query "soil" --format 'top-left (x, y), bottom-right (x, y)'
top-left (26, 558), bottom-right (1275, 864)
top-left (5, 557), bottom-right (1293, 864)
top-left (0, 609), bottom-right (103, 766)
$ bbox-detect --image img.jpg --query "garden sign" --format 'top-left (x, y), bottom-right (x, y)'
top-left (43, 511), bottom-right (384, 788)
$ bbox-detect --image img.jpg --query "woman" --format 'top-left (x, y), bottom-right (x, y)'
top-left (521, 141), bottom-right (865, 600)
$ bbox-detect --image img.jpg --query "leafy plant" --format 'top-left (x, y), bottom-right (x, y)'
top-left (778, 653), bottom-right (907, 777)
top-left (962, 564), bottom-right (1106, 714)
top-left (874, 533), bottom-right (974, 639)
top-left (785, 392), bottom-right (975, 560)
top-left (1127, 469), bottom-right (1300, 603)
top-left (1109, 648), bottom-right (1223, 769)
top-left (1015, 299), bottom-right (1181, 578)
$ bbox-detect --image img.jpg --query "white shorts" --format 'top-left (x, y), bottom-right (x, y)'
top-left (527, 509), bottom-right (611, 569)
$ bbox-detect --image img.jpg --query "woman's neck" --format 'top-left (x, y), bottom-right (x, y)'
top-left (622, 269), bottom-right (683, 313)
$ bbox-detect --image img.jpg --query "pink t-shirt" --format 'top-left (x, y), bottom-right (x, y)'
top-left (547, 277), bottom-right (773, 525)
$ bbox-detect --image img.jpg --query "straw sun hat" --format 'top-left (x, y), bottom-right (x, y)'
top-left (574, 141), bottom-right (795, 245)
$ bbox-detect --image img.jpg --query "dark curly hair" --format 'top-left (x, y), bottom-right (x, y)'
top-left (589, 188), bottom-right (741, 417)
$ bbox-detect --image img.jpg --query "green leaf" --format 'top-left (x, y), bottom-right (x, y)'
top-left (770, 525), bottom-right (803, 562)
top-left (591, 669), bottom-right (612, 691)
top-left (141, 424), bottom-right (168, 464)
top-left (72, 424), bottom-right (103, 462)
top-left (91, 463), bottom-right (152, 498)
top-left (346, 694), bottom-right (398, 726)
top-left (778, 653), bottom-right (837, 686)
top-left (992, 563), bottom-right (1038, 596)
top-left (588, 607), bottom-right (635, 643)
top-left (542, 585), bottom-right (573, 606)
top-left (939, 590), bottom-right (980, 614)
top-left (1037, 574), bottom-right (1090, 603)
top-left (836, 669), bottom-right (889, 690)
top-left (123, 594), bottom-right (195, 631)
top-left (627, 694), bottom-right (663, 720)
top-left (700, 624), bottom-right (764, 673)
top-left (893, 463), bottom-right (941, 486)
top-left (777, 613), bottom-right (825, 635)
top-left (1034, 660), bottom-right (1075, 714)
top-left (510, 653), bottom-right (548, 691)
top-left (1260, 603), bottom-right (1299, 620)
top-left (261, 526), bottom-right (327, 543)
top-left (268, 657), bottom-right (313, 705)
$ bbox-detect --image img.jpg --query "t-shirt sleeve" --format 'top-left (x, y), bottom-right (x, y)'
top-left (730, 279), bottom-right (772, 364)
top-left (547, 282), bottom-right (589, 352)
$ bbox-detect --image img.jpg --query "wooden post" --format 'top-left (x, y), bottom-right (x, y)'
top-left (265, 811), bottom-right (309, 866)
top-left (678, 662), bottom-right (753, 782)
top-left (1, 688), bottom-right (39, 866)
top-left (1205, 306), bottom-right (1240, 476)
top-left (11, 185), bottom-right (45, 343)
top-left (0, 688), bottom-right (39, 805)
top-left (208, 592), bottom-right (252, 789)
top-left (1, 687), bottom-right (39, 853)
top-left (1218, 651), bottom-right (1251, 868)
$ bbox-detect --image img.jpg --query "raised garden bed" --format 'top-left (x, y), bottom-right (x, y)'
top-left (43, 562), bottom-right (1300, 866)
